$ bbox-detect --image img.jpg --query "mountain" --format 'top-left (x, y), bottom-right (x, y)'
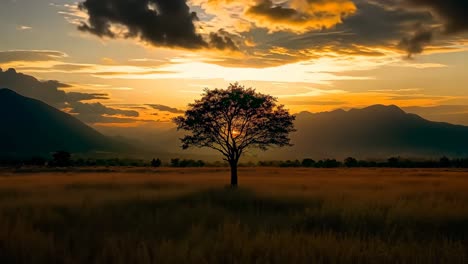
top-left (0, 88), bottom-right (122, 157)
top-left (276, 104), bottom-right (468, 159)
top-left (3, 88), bottom-right (466, 160)
top-left (100, 104), bottom-right (468, 160)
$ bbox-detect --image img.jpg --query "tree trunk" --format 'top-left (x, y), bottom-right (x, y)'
top-left (230, 161), bottom-right (238, 187)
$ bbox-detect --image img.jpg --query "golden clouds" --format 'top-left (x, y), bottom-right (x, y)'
top-left (247, 0), bottom-right (357, 33)
top-left (193, 0), bottom-right (356, 34)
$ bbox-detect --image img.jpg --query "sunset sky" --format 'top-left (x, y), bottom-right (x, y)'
top-left (1, 0), bottom-right (468, 128)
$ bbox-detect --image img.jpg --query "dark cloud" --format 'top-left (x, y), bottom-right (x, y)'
top-left (70, 101), bottom-right (139, 117)
top-left (209, 30), bottom-right (239, 51)
top-left (78, 0), bottom-right (206, 49)
top-left (107, 104), bottom-right (149, 110)
top-left (244, 0), bottom-right (357, 33)
top-left (147, 104), bottom-right (184, 114)
top-left (78, 0), bottom-right (242, 51)
top-left (0, 68), bottom-right (140, 124)
top-left (398, 26), bottom-right (434, 58)
top-left (69, 101), bottom-right (140, 123)
top-left (0, 50), bottom-right (67, 63)
top-left (247, 0), bottom-right (300, 21)
top-left (216, 0), bottom-right (466, 65)
top-left (74, 115), bottom-right (140, 124)
top-left (67, 92), bottom-right (109, 102)
top-left (381, 0), bottom-right (468, 56)
top-left (0, 68), bottom-right (73, 107)
top-left (238, 1), bottom-right (433, 66)
top-left (338, 1), bottom-right (433, 46)
top-left (405, 0), bottom-right (468, 34)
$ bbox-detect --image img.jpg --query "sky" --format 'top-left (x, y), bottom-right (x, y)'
top-left (1, 0), bottom-right (468, 129)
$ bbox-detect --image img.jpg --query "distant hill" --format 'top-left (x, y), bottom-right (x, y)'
top-left (103, 104), bottom-right (468, 160)
top-left (0, 88), bottom-right (123, 157)
top-left (278, 105), bottom-right (468, 159)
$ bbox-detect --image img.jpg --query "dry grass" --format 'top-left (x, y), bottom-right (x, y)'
top-left (0, 167), bottom-right (468, 263)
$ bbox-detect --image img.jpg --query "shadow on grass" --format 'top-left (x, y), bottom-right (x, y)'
top-left (1, 187), bottom-right (468, 263)
top-left (2, 187), bottom-right (466, 241)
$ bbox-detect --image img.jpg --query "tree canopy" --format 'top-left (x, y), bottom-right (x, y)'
top-left (174, 83), bottom-right (295, 186)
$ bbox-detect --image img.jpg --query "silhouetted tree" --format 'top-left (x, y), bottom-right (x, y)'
top-left (170, 158), bottom-right (180, 167)
top-left (387, 157), bottom-right (400, 167)
top-left (439, 156), bottom-right (451, 168)
top-left (169, 158), bottom-right (206, 167)
top-left (280, 160), bottom-right (301, 167)
top-left (344, 157), bottom-right (358, 167)
top-left (301, 158), bottom-right (316, 167)
top-left (174, 83), bottom-right (295, 187)
top-left (151, 158), bottom-right (162, 167)
top-left (51, 151), bottom-right (71, 167)
top-left (321, 159), bottom-right (341, 168)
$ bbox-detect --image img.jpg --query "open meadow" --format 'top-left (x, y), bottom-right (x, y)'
top-left (1, 167), bottom-right (468, 263)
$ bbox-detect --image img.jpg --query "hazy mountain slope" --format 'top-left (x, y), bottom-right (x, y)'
top-left (103, 104), bottom-right (468, 160)
top-left (0, 88), bottom-right (120, 157)
top-left (281, 105), bottom-right (468, 159)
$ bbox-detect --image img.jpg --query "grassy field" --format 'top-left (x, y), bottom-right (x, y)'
top-left (0, 167), bottom-right (468, 263)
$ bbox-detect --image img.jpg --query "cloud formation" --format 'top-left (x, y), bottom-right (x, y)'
top-left (67, 92), bottom-right (109, 102)
top-left (147, 104), bottom-right (184, 114)
top-left (64, 0), bottom-right (468, 65)
top-left (209, 30), bottom-right (239, 51)
top-left (398, 26), bottom-right (434, 58)
top-left (393, 0), bottom-right (468, 56)
top-left (69, 101), bottom-right (140, 123)
top-left (405, 0), bottom-right (468, 34)
top-left (186, 0), bottom-right (440, 65)
top-left (0, 68), bottom-right (71, 107)
top-left (0, 50), bottom-right (67, 63)
top-left (0, 68), bottom-right (140, 124)
top-left (246, 0), bottom-right (356, 33)
top-left (78, 0), bottom-right (239, 50)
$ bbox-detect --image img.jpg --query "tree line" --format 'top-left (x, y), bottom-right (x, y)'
top-left (259, 157), bottom-right (468, 168)
top-left (2, 152), bottom-right (468, 168)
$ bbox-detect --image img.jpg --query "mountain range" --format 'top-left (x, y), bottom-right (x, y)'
top-left (1, 88), bottom-right (468, 160)
top-left (283, 105), bottom-right (468, 159)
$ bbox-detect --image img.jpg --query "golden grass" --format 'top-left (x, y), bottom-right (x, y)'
top-left (0, 168), bottom-right (468, 263)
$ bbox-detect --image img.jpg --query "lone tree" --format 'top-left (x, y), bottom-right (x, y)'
top-left (174, 83), bottom-right (295, 187)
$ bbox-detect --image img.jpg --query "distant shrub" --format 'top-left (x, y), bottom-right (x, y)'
top-left (301, 158), bottom-right (316, 167)
top-left (344, 157), bottom-right (358, 168)
top-left (258, 160), bottom-right (281, 167)
top-left (50, 151), bottom-right (72, 167)
top-left (439, 156), bottom-right (451, 168)
top-left (387, 157), bottom-right (400, 167)
top-left (170, 158), bottom-right (205, 167)
top-left (151, 158), bottom-right (162, 167)
top-left (357, 160), bottom-right (378, 167)
top-left (279, 160), bottom-right (301, 167)
top-left (70, 158), bottom-right (147, 167)
top-left (316, 159), bottom-right (341, 168)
